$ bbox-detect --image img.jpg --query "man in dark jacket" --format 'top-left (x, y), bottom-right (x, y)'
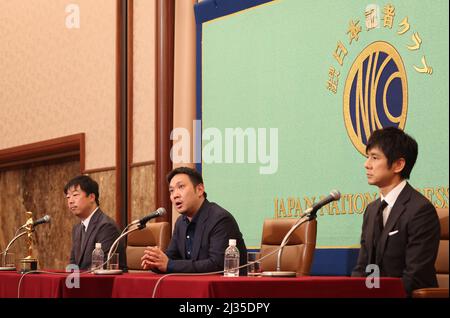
top-left (141, 167), bottom-right (247, 274)
top-left (352, 127), bottom-right (440, 296)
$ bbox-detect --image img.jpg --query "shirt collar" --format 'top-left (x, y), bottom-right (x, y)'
top-left (81, 206), bottom-right (99, 231)
top-left (182, 199), bottom-right (208, 224)
top-left (380, 180), bottom-right (407, 208)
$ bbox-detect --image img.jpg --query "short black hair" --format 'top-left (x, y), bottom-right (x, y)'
top-left (366, 127), bottom-right (418, 179)
top-left (166, 167), bottom-right (207, 198)
top-left (64, 175), bottom-right (100, 205)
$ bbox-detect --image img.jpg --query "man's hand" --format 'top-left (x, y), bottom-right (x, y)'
top-left (141, 246), bottom-right (169, 272)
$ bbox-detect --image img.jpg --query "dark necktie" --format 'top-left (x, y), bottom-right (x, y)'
top-left (372, 200), bottom-right (388, 263)
top-left (79, 224), bottom-right (86, 260)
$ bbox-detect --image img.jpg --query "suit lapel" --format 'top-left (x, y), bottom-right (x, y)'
top-left (78, 209), bottom-right (101, 265)
top-left (367, 199), bottom-right (381, 264)
top-left (74, 223), bottom-right (83, 264)
top-left (191, 203), bottom-right (209, 260)
top-left (178, 218), bottom-right (187, 257)
top-left (376, 183), bottom-right (412, 263)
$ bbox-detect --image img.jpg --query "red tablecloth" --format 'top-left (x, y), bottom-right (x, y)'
top-left (0, 271), bottom-right (406, 298)
top-left (0, 271), bottom-right (116, 298)
top-left (111, 273), bottom-right (406, 298)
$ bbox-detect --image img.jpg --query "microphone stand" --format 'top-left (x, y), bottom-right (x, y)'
top-left (93, 224), bottom-right (142, 275)
top-left (0, 231), bottom-right (27, 271)
top-left (261, 209), bottom-right (316, 277)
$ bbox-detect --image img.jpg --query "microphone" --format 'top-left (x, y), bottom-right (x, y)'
top-left (0, 214), bottom-right (51, 268)
top-left (17, 215), bottom-right (51, 232)
top-left (305, 190), bottom-right (341, 217)
top-left (131, 208), bottom-right (166, 228)
top-left (32, 215), bottom-right (51, 228)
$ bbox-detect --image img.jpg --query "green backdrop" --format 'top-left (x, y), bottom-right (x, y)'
top-left (200, 0), bottom-right (449, 248)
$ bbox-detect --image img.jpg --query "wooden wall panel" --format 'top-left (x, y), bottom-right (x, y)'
top-left (0, 161), bottom-right (79, 269)
top-left (0, 163), bottom-right (121, 269)
top-left (130, 163), bottom-right (156, 221)
top-left (88, 170), bottom-right (117, 222)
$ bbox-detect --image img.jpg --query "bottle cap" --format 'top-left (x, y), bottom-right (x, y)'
top-left (229, 239), bottom-right (236, 246)
top-left (95, 243), bottom-right (102, 249)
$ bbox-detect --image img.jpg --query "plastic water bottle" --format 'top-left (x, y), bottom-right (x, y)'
top-left (91, 242), bottom-right (104, 270)
top-left (224, 239), bottom-right (239, 277)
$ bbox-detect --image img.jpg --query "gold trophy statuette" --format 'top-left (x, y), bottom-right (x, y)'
top-left (19, 212), bottom-right (38, 273)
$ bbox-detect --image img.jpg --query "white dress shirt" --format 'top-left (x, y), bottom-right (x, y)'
top-left (81, 206), bottom-right (99, 232)
top-left (380, 180), bottom-right (407, 226)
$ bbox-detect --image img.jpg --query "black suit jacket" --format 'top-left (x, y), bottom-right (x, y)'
top-left (70, 209), bottom-right (126, 270)
top-left (352, 183), bottom-right (440, 295)
top-left (165, 200), bottom-right (247, 274)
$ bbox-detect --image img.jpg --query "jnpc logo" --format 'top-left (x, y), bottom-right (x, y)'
top-left (326, 3), bottom-right (433, 155)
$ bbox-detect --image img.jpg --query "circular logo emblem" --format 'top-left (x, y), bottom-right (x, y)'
top-left (343, 41), bottom-right (408, 155)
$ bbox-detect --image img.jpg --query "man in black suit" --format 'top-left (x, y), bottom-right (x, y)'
top-left (141, 167), bottom-right (247, 274)
top-left (65, 175), bottom-right (126, 271)
top-left (352, 127), bottom-right (440, 296)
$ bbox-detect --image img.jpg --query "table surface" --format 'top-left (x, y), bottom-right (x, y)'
top-left (0, 270), bottom-right (406, 298)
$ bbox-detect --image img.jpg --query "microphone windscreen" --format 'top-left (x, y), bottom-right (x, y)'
top-left (330, 190), bottom-right (341, 200)
top-left (156, 207), bottom-right (166, 216)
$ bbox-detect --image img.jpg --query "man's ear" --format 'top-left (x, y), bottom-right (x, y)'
top-left (393, 158), bottom-right (406, 174)
top-left (88, 193), bottom-right (96, 203)
top-left (195, 183), bottom-right (205, 198)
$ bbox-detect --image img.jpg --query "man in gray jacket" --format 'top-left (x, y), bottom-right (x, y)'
top-left (66, 175), bottom-right (126, 271)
